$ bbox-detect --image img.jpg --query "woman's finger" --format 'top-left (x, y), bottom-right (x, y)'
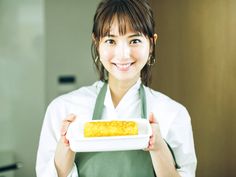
top-left (149, 112), bottom-right (157, 124)
top-left (66, 114), bottom-right (76, 122)
top-left (62, 135), bottom-right (70, 146)
top-left (60, 114), bottom-right (76, 136)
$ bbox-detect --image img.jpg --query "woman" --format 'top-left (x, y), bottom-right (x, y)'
top-left (36, 0), bottom-right (197, 176)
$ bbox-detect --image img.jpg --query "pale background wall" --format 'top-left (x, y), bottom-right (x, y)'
top-left (45, 0), bottom-right (99, 104)
top-left (0, 0), bottom-right (45, 177)
top-left (150, 0), bottom-right (236, 177)
top-left (0, 0), bottom-right (99, 177)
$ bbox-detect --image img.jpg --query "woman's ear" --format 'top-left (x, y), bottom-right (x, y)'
top-left (153, 33), bottom-right (158, 44)
top-left (149, 33), bottom-right (158, 52)
top-left (92, 33), bottom-right (96, 43)
top-left (92, 33), bottom-right (99, 49)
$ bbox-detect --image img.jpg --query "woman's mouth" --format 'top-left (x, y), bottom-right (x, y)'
top-left (113, 62), bottom-right (134, 71)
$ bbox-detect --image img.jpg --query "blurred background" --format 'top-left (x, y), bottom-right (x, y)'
top-left (0, 0), bottom-right (235, 177)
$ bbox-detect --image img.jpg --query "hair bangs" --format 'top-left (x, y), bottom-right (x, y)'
top-left (94, 0), bottom-right (151, 39)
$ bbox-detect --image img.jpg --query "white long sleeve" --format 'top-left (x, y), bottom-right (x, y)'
top-left (36, 99), bottom-right (79, 177)
top-left (167, 107), bottom-right (197, 177)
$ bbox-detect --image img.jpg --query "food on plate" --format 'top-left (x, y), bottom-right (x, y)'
top-left (84, 120), bottom-right (138, 137)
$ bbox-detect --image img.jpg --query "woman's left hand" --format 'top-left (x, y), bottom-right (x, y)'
top-left (147, 112), bottom-right (165, 151)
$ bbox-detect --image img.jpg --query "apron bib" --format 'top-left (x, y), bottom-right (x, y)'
top-left (75, 82), bottom-right (156, 177)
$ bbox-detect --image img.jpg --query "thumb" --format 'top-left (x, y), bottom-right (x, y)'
top-left (66, 114), bottom-right (76, 122)
top-left (61, 114), bottom-right (76, 136)
top-left (149, 112), bottom-right (157, 124)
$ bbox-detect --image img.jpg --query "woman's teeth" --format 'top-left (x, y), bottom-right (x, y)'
top-left (116, 63), bottom-right (131, 69)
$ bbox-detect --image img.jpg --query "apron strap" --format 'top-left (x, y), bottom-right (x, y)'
top-left (164, 139), bottom-right (181, 169)
top-left (92, 82), bottom-right (108, 120)
top-left (139, 84), bottom-right (147, 119)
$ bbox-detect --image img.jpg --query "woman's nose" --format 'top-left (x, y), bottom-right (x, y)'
top-left (115, 42), bottom-right (131, 60)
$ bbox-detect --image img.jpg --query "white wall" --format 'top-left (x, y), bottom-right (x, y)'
top-left (45, 0), bottom-right (100, 103)
top-left (0, 0), bottom-right (45, 177)
top-left (0, 0), bottom-right (102, 176)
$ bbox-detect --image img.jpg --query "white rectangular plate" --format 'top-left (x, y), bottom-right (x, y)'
top-left (66, 119), bottom-right (152, 152)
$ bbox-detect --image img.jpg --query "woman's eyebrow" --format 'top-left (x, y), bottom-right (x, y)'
top-left (106, 33), bottom-right (142, 38)
top-left (107, 34), bottom-right (116, 37)
top-left (128, 33), bottom-right (142, 38)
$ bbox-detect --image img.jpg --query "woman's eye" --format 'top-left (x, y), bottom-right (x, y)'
top-left (105, 39), bottom-right (115, 45)
top-left (130, 39), bottom-right (142, 44)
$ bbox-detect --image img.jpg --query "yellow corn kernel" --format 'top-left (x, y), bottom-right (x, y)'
top-left (84, 120), bottom-right (138, 137)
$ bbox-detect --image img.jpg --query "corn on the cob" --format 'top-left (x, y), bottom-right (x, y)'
top-left (84, 120), bottom-right (138, 137)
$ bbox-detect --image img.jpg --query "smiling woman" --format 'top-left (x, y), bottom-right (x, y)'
top-left (91, 0), bottom-right (157, 86)
top-left (36, 1), bottom-right (197, 177)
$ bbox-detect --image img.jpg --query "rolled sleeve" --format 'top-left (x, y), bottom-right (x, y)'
top-left (36, 99), bottom-right (79, 177)
top-left (166, 107), bottom-right (197, 177)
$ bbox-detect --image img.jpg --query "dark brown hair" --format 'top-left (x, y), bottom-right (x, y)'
top-left (91, 0), bottom-right (156, 86)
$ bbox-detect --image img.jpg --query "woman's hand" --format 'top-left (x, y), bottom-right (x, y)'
top-left (147, 112), bottom-right (165, 151)
top-left (147, 113), bottom-right (181, 177)
top-left (54, 114), bottom-right (76, 177)
top-left (60, 114), bottom-right (76, 146)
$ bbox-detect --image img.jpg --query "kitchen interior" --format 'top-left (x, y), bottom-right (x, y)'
top-left (0, 0), bottom-right (235, 177)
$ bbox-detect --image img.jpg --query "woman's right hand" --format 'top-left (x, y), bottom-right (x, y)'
top-left (54, 114), bottom-right (76, 177)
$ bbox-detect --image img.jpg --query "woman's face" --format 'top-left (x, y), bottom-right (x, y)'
top-left (98, 20), bottom-right (151, 83)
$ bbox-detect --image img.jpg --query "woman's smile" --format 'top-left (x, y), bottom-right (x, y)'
top-left (112, 62), bottom-right (135, 71)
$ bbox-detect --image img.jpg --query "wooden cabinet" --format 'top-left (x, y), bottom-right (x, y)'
top-left (149, 0), bottom-right (236, 176)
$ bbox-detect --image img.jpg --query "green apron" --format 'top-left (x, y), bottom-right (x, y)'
top-left (75, 82), bottom-right (156, 177)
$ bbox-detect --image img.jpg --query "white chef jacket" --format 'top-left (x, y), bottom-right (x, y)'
top-left (36, 79), bottom-right (197, 177)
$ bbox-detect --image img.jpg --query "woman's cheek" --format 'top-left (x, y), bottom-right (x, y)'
top-left (132, 48), bottom-right (149, 62)
top-left (100, 47), bottom-right (114, 61)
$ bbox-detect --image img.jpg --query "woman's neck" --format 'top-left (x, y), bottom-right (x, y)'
top-left (108, 76), bottom-right (139, 108)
